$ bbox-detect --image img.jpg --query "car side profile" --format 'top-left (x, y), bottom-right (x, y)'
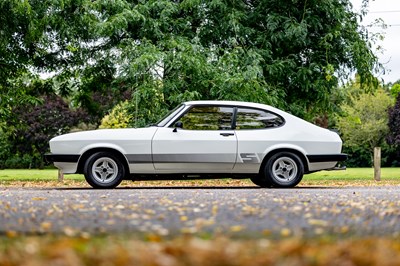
top-left (45, 100), bottom-right (347, 188)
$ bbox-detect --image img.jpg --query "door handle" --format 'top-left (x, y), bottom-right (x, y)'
top-left (220, 132), bottom-right (234, 137)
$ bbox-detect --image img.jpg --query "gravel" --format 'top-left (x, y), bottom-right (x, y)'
top-left (1, 186), bottom-right (399, 238)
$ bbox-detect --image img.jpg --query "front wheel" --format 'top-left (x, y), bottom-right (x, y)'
top-left (262, 152), bottom-right (304, 188)
top-left (250, 176), bottom-right (273, 188)
top-left (83, 152), bottom-right (125, 189)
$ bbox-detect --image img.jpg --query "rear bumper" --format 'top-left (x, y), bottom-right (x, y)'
top-left (306, 154), bottom-right (347, 163)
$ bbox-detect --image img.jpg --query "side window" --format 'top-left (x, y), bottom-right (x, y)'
top-left (235, 108), bottom-right (284, 130)
top-left (177, 106), bottom-right (233, 130)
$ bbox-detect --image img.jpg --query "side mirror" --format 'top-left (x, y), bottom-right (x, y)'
top-left (173, 121), bottom-right (183, 132)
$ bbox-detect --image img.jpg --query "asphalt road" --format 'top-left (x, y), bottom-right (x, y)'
top-left (1, 186), bottom-right (400, 238)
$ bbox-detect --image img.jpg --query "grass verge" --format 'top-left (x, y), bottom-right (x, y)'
top-left (0, 168), bottom-right (399, 187)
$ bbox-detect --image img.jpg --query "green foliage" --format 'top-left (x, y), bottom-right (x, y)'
top-left (336, 88), bottom-right (393, 163)
top-left (211, 48), bottom-right (282, 105)
top-left (3, 94), bottom-right (86, 168)
top-left (0, 1), bottom-right (36, 83)
top-left (2, 1), bottom-right (382, 113)
top-left (99, 101), bottom-right (134, 129)
top-left (335, 78), bottom-right (400, 166)
top-left (343, 145), bottom-right (398, 167)
top-left (387, 93), bottom-right (400, 147)
top-left (1, 123), bottom-right (42, 169)
top-left (390, 84), bottom-right (400, 98)
top-left (0, 73), bottom-right (42, 123)
top-left (70, 122), bottom-right (98, 133)
top-left (0, 0), bottom-right (379, 125)
top-left (132, 84), bottom-right (167, 127)
top-left (1, 154), bottom-right (40, 169)
top-left (0, 127), bottom-right (10, 169)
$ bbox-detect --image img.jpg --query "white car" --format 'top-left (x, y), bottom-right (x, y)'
top-left (46, 100), bottom-right (346, 188)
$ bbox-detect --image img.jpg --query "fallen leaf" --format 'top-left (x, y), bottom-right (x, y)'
top-left (212, 205), bottom-right (218, 216)
top-left (40, 222), bottom-right (52, 231)
top-left (230, 225), bottom-right (245, 232)
top-left (280, 228), bottom-right (291, 237)
top-left (308, 219), bottom-right (329, 227)
top-left (32, 197), bottom-right (47, 201)
top-left (5, 230), bottom-right (17, 238)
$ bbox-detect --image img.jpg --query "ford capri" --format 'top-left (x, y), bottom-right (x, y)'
top-left (45, 100), bottom-right (347, 188)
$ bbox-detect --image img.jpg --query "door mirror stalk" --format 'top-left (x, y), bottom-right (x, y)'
top-left (173, 121), bottom-right (183, 132)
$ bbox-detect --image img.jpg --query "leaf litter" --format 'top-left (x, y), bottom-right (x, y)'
top-left (1, 235), bottom-right (400, 265)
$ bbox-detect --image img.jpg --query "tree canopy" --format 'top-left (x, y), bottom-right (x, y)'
top-left (1, 0), bottom-right (380, 124)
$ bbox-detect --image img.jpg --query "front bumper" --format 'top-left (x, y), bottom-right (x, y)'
top-left (45, 154), bottom-right (80, 174)
top-left (44, 154), bottom-right (80, 163)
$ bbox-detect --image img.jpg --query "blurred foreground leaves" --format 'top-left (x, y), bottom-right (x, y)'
top-left (1, 235), bottom-right (400, 266)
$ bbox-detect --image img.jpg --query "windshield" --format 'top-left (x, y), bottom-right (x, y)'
top-left (156, 104), bottom-right (185, 127)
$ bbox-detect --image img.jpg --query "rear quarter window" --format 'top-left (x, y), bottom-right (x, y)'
top-left (235, 108), bottom-right (284, 129)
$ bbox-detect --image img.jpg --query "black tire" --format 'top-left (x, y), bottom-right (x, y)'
top-left (262, 152), bottom-right (304, 188)
top-left (83, 152), bottom-right (125, 189)
top-left (250, 175), bottom-right (273, 188)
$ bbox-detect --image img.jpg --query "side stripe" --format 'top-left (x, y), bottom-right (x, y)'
top-left (126, 154), bottom-right (235, 164)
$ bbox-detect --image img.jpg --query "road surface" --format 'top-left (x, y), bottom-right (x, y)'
top-left (1, 186), bottom-right (399, 237)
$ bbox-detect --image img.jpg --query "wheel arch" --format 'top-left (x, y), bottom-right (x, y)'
top-left (77, 148), bottom-right (130, 176)
top-left (259, 148), bottom-right (309, 174)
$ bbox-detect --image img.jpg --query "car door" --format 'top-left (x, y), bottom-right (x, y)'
top-left (152, 105), bottom-right (237, 172)
top-left (233, 107), bottom-right (285, 173)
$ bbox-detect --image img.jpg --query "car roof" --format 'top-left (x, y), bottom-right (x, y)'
top-left (184, 100), bottom-right (277, 111)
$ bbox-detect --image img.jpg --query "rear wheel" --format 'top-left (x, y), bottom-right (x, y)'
top-left (261, 152), bottom-right (304, 188)
top-left (83, 152), bottom-right (125, 189)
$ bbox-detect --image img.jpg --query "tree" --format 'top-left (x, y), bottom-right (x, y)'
top-left (74, 0), bottom-right (379, 125)
top-left (387, 93), bottom-right (400, 146)
top-left (99, 100), bottom-right (134, 129)
top-left (0, 1), bottom-right (50, 120)
top-left (390, 84), bottom-right (400, 98)
top-left (0, 1), bottom-right (36, 84)
top-left (337, 88), bottom-right (393, 165)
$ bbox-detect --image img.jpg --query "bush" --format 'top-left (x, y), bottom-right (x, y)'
top-left (99, 85), bottom-right (169, 129)
top-left (2, 154), bottom-right (40, 169)
top-left (4, 94), bottom-right (87, 168)
top-left (387, 93), bottom-right (400, 146)
top-left (343, 144), bottom-right (399, 167)
top-left (0, 127), bottom-right (11, 169)
top-left (99, 101), bottom-right (134, 129)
